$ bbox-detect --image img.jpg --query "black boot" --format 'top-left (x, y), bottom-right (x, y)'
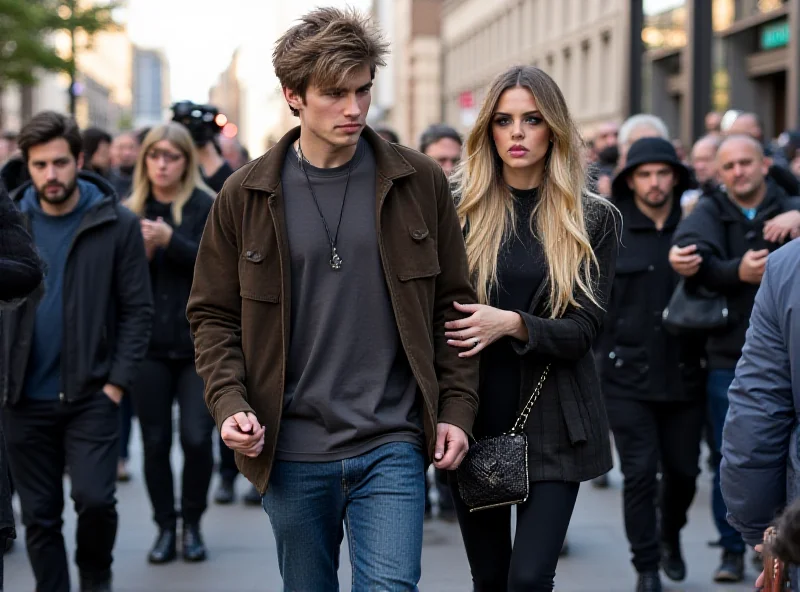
top-left (214, 478), bottom-right (235, 505)
top-left (713, 550), bottom-right (744, 583)
top-left (182, 523), bottom-right (207, 562)
top-left (148, 528), bottom-right (177, 564)
top-left (636, 571), bottom-right (662, 592)
top-left (661, 540), bottom-right (686, 581)
top-left (80, 573), bottom-right (112, 592)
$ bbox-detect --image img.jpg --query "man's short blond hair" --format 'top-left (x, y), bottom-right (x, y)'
top-left (272, 7), bottom-right (389, 116)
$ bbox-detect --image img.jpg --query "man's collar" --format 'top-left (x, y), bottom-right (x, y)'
top-left (241, 125), bottom-right (415, 193)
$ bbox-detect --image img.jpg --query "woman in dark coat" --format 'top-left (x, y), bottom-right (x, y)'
top-left (125, 123), bottom-right (216, 565)
top-left (446, 65), bottom-right (619, 591)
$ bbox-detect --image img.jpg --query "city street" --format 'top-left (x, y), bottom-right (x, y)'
top-left (4, 421), bottom-right (758, 592)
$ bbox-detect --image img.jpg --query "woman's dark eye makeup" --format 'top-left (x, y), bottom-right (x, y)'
top-left (492, 114), bottom-right (542, 126)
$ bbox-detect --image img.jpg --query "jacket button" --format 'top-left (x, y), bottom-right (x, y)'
top-left (246, 250), bottom-right (254, 258)
top-left (648, 265), bottom-right (655, 272)
top-left (412, 230), bottom-right (425, 240)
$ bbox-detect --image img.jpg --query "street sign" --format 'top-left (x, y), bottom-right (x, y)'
top-left (459, 91), bottom-right (474, 109)
top-left (760, 19), bottom-right (790, 50)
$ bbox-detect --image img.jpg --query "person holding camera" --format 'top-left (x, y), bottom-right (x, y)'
top-left (125, 123), bottom-right (217, 565)
top-left (171, 101), bottom-right (234, 193)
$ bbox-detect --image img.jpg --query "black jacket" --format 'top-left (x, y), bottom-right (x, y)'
top-left (1, 172), bottom-right (154, 406)
top-left (0, 184), bottom-right (42, 302)
top-left (143, 188), bottom-right (213, 359)
top-left (508, 198), bottom-right (619, 483)
top-left (0, 183), bottom-right (43, 545)
top-left (673, 180), bottom-right (800, 369)
top-left (597, 197), bottom-right (705, 401)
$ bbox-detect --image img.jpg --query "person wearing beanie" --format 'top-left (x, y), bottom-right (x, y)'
top-left (598, 137), bottom-right (705, 592)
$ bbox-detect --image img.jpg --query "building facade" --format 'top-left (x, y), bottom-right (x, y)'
top-left (133, 47), bottom-right (170, 128)
top-left (209, 49), bottom-right (244, 133)
top-left (441, 0), bottom-right (634, 139)
top-left (643, 0), bottom-right (800, 143)
top-left (374, 0), bottom-right (444, 147)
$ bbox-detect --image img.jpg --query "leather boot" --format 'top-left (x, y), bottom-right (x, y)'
top-left (148, 528), bottom-right (177, 564)
top-left (182, 523), bottom-right (207, 562)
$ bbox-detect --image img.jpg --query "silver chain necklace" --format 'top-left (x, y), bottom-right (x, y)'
top-left (296, 141), bottom-right (353, 270)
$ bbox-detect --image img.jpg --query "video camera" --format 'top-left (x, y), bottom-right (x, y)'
top-left (171, 101), bottom-right (222, 148)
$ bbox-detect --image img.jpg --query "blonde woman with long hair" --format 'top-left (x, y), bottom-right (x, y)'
top-left (445, 65), bottom-right (620, 590)
top-left (126, 123), bottom-right (217, 565)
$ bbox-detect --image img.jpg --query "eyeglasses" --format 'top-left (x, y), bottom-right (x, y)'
top-left (146, 149), bottom-right (184, 164)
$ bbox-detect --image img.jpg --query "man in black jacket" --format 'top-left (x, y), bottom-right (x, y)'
top-left (671, 134), bottom-right (800, 584)
top-left (0, 111), bottom-right (153, 592)
top-left (600, 138), bottom-right (705, 592)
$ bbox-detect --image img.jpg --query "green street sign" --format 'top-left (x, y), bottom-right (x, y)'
top-left (761, 19), bottom-right (790, 50)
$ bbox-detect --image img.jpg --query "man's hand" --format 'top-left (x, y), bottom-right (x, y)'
top-left (102, 383), bottom-right (123, 405)
top-left (669, 244), bottom-right (702, 277)
top-left (433, 423), bottom-right (469, 470)
top-left (738, 249), bottom-right (769, 285)
top-left (763, 210), bottom-right (800, 243)
top-left (221, 412), bottom-right (265, 458)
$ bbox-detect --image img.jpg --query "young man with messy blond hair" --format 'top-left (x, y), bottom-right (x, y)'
top-left (187, 7), bottom-right (479, 589)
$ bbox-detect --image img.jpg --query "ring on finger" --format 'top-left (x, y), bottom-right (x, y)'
top-left (471, 337), bottom-right (480, 348)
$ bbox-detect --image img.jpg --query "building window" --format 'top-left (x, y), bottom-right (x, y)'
top-left (642, 0), bottom-right (688, 51)
top-left (580, 40), bottom-right (591, 112)
top-left (563, 47), bottom-right (572, 105)
top-left (600, 32), bottom-right (612, 112)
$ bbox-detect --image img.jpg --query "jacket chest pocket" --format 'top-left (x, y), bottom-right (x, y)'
top-left (395, 226), bottom-right (441, 281)
top-left (238, 248), bottom-right (281, 303)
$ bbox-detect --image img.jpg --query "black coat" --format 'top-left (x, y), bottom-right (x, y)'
top-left (672, 180), bottom-right (800, 369)
top-left (597, 197), bottom-right (705, 401)
top-left (509, 198), bottom-right (619, 483)
top-left (0, 183), bottom-right (43, 545)
top-left (0, 184), bottom-right (42, 302)
top-left (1, 172), bottom-right (154, 406)
top-left (143, 188), bottom-right (214, 359)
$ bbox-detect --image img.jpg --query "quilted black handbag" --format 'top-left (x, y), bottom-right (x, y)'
top-left (456, 364), bottom-right (550, 512)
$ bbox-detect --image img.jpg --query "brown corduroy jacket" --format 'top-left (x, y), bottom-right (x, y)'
top-left (187, 126), bottom-right (479, 494)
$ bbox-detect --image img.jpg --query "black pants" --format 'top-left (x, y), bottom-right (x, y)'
top-left (451, 478), bottom-right (579, 591)
top-left (606, 397), bottom-right (704, 573)
top-left (118, 392), bottom-right (134, 461)
top-left (218, 433), bottom-right (239, 483)
top-left (3, 394), bottom-right (119, 592)
top-left (425, 468), bottom-right (455, 513)
top-left (131, 358), bottom-right (215, 530)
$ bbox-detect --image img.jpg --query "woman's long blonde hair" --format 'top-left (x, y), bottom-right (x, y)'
top-left (126, 122), bottom-right (210, 225)
top-left (454, 66), bottom-right (607, 318)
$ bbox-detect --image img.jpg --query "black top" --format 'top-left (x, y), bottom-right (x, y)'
top-left (474, 186), bottom-right (546, 439)
top-left (144, 188), bottom-right (213, 359)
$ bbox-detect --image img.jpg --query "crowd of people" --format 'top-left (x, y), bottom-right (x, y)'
top-left (2, 6), bottom-right (800, 592)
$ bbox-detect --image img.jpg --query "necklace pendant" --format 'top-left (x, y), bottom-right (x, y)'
top-left (330, 247), bottom-right (343, 270)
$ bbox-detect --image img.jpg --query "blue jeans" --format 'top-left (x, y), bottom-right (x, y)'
top-left (707, 369), bottom-right (746, 554)
top-left (262, 442), bottom-right (425, 592)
